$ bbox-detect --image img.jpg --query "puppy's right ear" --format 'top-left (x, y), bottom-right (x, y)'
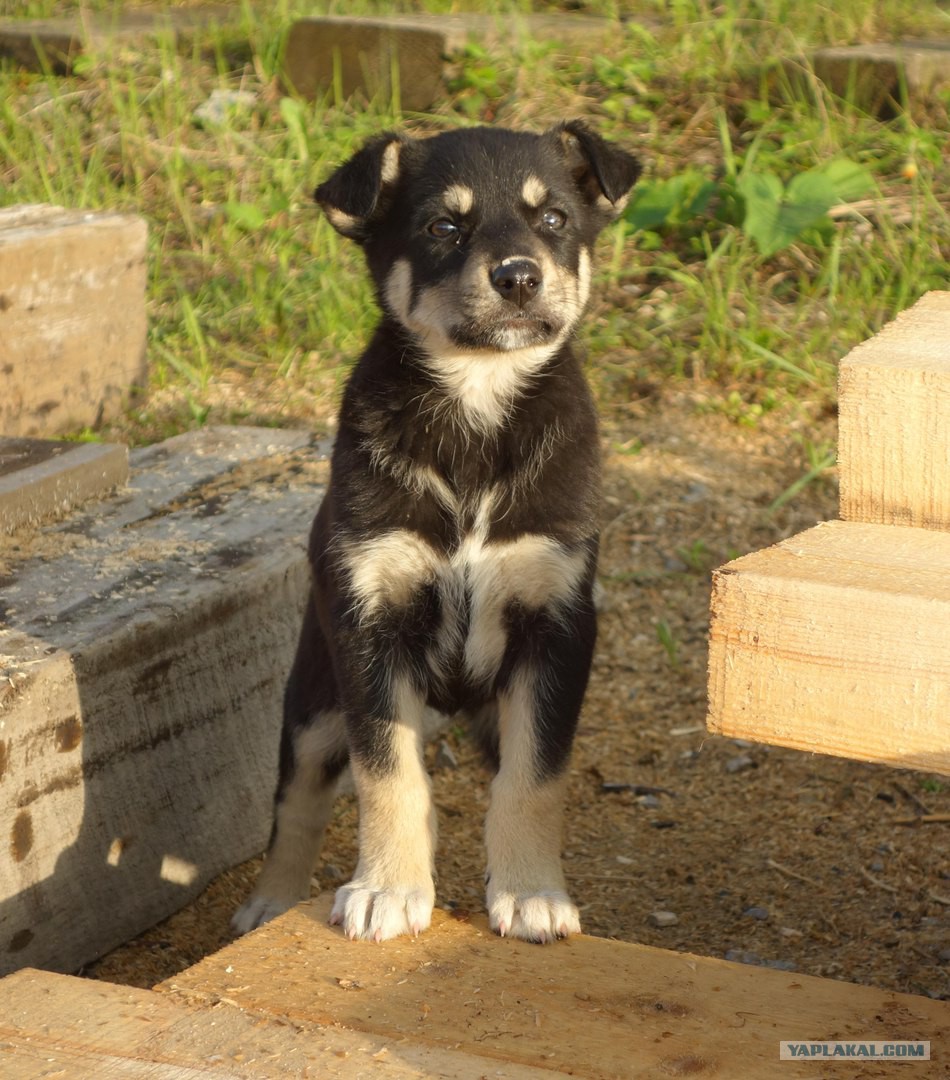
top-left (315, 133), bottom-right (405, 242)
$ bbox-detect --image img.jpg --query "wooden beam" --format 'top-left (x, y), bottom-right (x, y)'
top-left (0, 967), bottom-right (560, 1079)
top-left (707, 520), bottom-right (950, 775)
top-left (839, 290), bottom-right (950, 531)
top-left (156, 895), bottom-right (950, 1079)
top-left (0, 205), bottom-right (147, 438)
top-left (0, 427), bottom-right (318, 976)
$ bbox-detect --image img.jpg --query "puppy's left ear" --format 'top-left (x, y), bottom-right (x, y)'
top-left (315, 132), bottom-right (407, 242)
top-left (553, 120), bottom-right (641, 218)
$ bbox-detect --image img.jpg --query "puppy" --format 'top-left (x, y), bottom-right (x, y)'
top-left (233, 121), bottom-right (640, 944)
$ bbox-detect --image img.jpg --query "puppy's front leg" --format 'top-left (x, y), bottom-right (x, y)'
top-left (331, 677), bottom-right (437, 941)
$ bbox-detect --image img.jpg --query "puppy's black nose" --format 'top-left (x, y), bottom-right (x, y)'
top-left (490, 259), bottom-right (542, 308)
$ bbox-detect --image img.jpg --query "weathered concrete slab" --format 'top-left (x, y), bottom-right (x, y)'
top-left (0, 6), bottom-right (240, 73)
top-left (284, 13), bottom-right (625, 109)
top-left (0, 204), bottom-right (147, 438)
top-left (0, 438), bottom-right (128, 534)
top-left (798, 40), bottom-right (950, 115)
top-left (0, 426), bottom-right (327, 976)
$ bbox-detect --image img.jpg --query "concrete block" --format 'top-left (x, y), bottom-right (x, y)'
top-left (0, 426), bottom-right (326, 976)
top-left (284, 13), bottom-right (623, 110)
top-left (800, 40), bottom-right (950, 115)
top-left (0, 439), bottom-right (128, 534)
top-left (0, 7), bottom-right (240, 73)
top-left (0, 205), bottom-right (147, 438)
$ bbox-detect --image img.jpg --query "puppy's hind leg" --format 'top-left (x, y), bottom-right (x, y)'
top-left (232, 594), bottom-right (347, 935)
top-left (330, 677), bottom-right (437, 942)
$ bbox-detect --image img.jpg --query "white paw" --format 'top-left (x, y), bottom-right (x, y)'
top-left (231, 894), bottom-right (295, 936)
top-left (487, 888), bottom-right (581, 943)
top-left (330, 882), bottom-right (435, 942)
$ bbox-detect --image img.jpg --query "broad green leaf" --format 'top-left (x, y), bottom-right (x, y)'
top-left (624, 171), bottom-right (717, 232)
top-left (225, 202), bottom-right (266, 230)
top-left (625, 180), bottom-right (683, 230)
top-left (815, 158), bottom-right (875, 202)
top-left (739, 170), bottom-right (837, 257)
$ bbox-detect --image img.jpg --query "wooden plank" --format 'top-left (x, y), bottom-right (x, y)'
top-left (0, 427), bottom-right (322, 976)
top-left (0, 8), bottom-right (240, 74)
top-left (707, 519), bottom-right (950, 775)
top-left (0, 438), bottom-right (128, 533)
top-left (839, 290), bottom-right (950, 531)
top-left (159, 895), bottom-right (950, 1079)
top-left (284, 13), bottom-right (628, 111)
top-left (0, 968), bottom-right (566, 1079)
top-left (802, 43), bottom-right (950, 116)
top-left (284, 18), bottom-right (448, 112)
top-left (0, 205), bottom-right (147, 438)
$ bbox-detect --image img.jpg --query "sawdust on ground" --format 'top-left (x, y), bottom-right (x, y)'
top-left (85, 384), bottom-right (950, 1000)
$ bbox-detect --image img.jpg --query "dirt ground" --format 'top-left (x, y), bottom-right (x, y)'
top-left (84, 378), bottom-right (950, 1001)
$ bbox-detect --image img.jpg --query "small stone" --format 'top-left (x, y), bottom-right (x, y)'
top-left (743, 906), bottom-right (769, 920)
top-left (870, 859), bottom-right (885, 873)
top-left (434, 740), bottom-right (458, 770)
top-left (193, 89), bottom-right (257, 126)
top-left (322, 863), bottom-right (343, 881)
top-left (725, 949), bottom-right (761, 965)
top-left (616, 855), bottom-right (634, 865)
top-left (938, 948), bottom-right (950, 963)
top-left (764, 958), bottom-right (796, 972)
top-left (725, 754), bottom-right (757, 775)
top-left (638, 794), bottom-right (661, 809)
top-left (681, 482), bottom-right (710, 504)
top-left (648, 910), bottom-right (679, 928)
top-left (731, 738), bottom-right (754, 749)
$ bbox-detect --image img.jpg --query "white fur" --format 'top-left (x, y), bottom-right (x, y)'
top-left (232, 713), bottom-right (345, 934)
top-left (382, 251), bottom-right (591, 435)
top-left (485, 668), bottom-right (581, 941)
top-left (459, 491), bottom-right (589, 683)
top-left (423, 343), bottom-right (563, 434)
top-left (324, 206), bottom-right (360, 234)
top-left (342, 530), bottom-right (444, 619)
top-left (380, 141), bottom-right (401, 185)
top-left (442, 183), bottom-right (474, 215)
top-left (521, 174), bottom-right (549, 208)
top-left (341, 498), bottom-right (587, 690)
top-left (330, 679), bottom-right (437, 941)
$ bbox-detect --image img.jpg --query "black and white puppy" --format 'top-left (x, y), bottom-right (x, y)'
top-left (233, 122), bottom-right (640, 944)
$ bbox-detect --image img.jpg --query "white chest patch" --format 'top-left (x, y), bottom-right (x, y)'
top-left (340, 506), bottom-right (589, 688)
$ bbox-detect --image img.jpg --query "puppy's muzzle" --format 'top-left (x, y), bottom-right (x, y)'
top-left (490, 259), bottom-right (542, 310)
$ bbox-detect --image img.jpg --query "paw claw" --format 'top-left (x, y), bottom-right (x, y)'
top-left (487, 888), bottom-right (580, 943)
top-left (331, 882), bottom-right (434, 942)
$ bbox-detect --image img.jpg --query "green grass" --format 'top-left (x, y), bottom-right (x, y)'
top-left (2, 0), bottom-right (949, 441)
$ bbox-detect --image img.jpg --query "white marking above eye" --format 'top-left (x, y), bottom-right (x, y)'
top-left (380, 141), bottom-right (401, 185)
top-left (521, 175), bottom-right (549, 208)
top-left (442, 183), bottom-right (475, 216)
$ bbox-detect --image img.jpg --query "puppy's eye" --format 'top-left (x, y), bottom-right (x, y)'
top-left (541, 208), bottom-right (567, 231)
top-left (428, 219), bottom-right (460, 241)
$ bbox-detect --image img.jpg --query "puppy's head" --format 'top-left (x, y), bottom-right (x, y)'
top-left (315, 123), bottom-right (640, 359)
